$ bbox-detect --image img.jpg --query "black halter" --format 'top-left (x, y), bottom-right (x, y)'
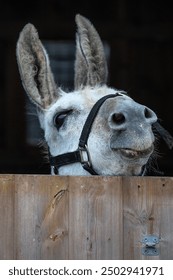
top-left (49, 93), bottom-right (121, 175)
top-left (49, 93), bottom-right (173, 176)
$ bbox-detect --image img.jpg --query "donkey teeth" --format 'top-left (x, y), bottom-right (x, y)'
top-left (120, 149), bottom-right (138, 158)
top-left (118, 147), bottom-right (153, 159)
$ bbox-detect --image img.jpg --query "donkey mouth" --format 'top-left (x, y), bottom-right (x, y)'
top-left (114, 146), bottom-right (154, 159)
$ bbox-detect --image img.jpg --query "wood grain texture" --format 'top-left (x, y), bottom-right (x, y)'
top-left (14, 175), bottom-right (69, 259)
top-left (68, 176), bottom-right (123, 259)
top-left (0, 175), bottom-right (14, 259)
top-left (123, 177), bottom-right (173, 260)
top-left (0, 175), bottom-right (173, 259)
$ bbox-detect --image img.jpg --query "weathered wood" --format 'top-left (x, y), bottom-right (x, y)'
top-left (68, 176), bottom-right (123, 259)
top-left (123, 177), bottom-right (173, 260)
top-left (14, 175), bottom-right (69, 260)
top-left (0, 175), bottom-right (15, 259)
top-left (0, 175), bottom-right (173, 259)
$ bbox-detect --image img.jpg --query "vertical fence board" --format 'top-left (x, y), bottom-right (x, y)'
top-left (0, 175), bottom-right (14, 259)
top-left (14, 175), bottom-right (69, 259)
top-left (123, 177), bottom-right (159, 259)
top-left (68, 177), bottom-right (123, 259)
top-left (123, 177), bottom-right (173, 259)
top-left (39, 176), bottom-right (69, 260)
top-left (157, 177), bottom-right (173, 259)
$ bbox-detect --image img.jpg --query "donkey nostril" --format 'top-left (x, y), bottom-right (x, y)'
top-left (112, 113), bottom-right (125, 125)
top-left (144, 107), bottom-right (153, 119)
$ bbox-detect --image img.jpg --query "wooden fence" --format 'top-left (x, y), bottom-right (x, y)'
top-left (0, 174), bottom-right (173, 260)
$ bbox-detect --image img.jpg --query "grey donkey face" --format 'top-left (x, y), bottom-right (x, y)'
top-left (16, 14), bottom-right (159, 176)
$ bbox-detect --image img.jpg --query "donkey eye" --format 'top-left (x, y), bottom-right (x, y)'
top-left (53, 110), bottom-right (72, 129)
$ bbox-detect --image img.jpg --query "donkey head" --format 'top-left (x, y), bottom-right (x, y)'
top-left (16, 14), bottom-right (158, 176)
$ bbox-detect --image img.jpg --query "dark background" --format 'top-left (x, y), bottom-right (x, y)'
top-left (0, 0), bottom-right (173, 175)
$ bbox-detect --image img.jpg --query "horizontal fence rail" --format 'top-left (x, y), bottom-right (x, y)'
top-left (0, 175), bottom-right (173, 260)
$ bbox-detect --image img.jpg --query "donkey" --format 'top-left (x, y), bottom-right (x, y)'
top-left (16, 14), bottom-right (172, 176)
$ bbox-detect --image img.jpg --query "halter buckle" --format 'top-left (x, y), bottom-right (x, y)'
top-left (78, 145), bottom-right (91, 168)
top-left (53, 166), bottom-right (59, 175)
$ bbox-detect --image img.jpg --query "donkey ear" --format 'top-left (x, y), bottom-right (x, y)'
top-left (16, 23), bottom-right (59, 109)
top-left (75, 14), bottom-right (108, 89)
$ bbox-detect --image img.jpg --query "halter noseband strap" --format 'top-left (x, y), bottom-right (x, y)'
top-left (49, 93), bottom-right (120, 175)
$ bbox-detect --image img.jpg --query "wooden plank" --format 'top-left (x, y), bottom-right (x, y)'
top-left (157, 177), bottom-right (173, 259)
top-left (123, 177), bottom-right (173, 260)
top-left (0, 175), bottom-right (14, 259)
top-left (39, 176), bottom-right (69, 260)
top-left (68, 176), bottom-right (123, 259)
top-left (14, 175), bottom-right (69, 259)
